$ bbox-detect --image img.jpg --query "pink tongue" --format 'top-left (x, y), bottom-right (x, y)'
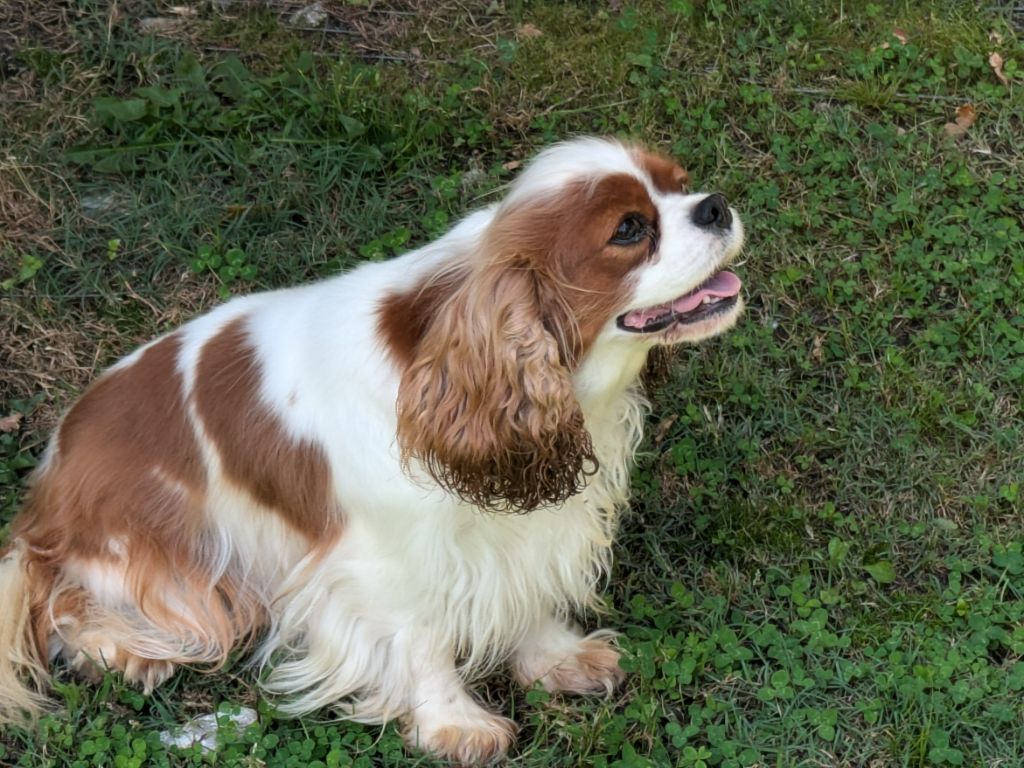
top-left (624, 271), bottom-right (741, 329)
top-left (670, 270), bottom-right (741, 314)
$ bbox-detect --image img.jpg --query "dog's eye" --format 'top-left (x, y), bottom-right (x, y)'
top-left (610, 214), bottom-right (649, 245)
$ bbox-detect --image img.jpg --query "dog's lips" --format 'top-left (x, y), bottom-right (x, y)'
top-left (617, 271), bottom-right (742, 333)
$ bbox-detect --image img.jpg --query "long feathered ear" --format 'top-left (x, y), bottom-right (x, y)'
top-left (396, 259), bottom-right (597, 513)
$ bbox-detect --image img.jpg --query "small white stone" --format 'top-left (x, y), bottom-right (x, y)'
top-left (289, 2), bottom-right (328, 27)
top-left (158, 707), bottom-right (258, 753)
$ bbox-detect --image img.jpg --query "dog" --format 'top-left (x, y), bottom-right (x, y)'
top-left (0, 137), bottom-right (744, 763)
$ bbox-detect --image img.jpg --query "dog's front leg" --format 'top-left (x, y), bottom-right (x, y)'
top-left (511, 614), bottom-right (625, 696)
top-left (398, 641), bottom-right (517, 764)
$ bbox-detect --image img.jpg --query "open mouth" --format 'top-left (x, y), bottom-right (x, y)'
top-left (616, 271), bottom-right (742, 334)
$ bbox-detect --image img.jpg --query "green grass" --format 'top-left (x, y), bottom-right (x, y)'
top-left (2, 1), bottom-right (1023, 766)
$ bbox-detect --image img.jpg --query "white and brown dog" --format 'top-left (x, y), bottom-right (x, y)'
top-left (0, 137), bottom-right (744, 763)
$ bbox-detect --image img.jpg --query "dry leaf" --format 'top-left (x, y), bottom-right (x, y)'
top-left (502, 159), bottom-right (522, 171)
top-left (516, 23), bottom-right (543, 40)
top-left (989, 52), bottom-right (1009, 86)
top-left (989, 30), bottom-right (1003, 45)
top-left (0, 413), bottom-right (22, 433)
top-left (942, 103), bottom-right (976, 139)
top-left (289, 3), bottom-right (327, 27)
top-left (653, 414), bottom-right (678, 444)
top-left (138, 17), bottom-right (183, 34)
top-left (810, 335), bottom-right (824, 363)
top-left (878, 28), bottom-right (908, 50)
top-left (942, 123), bottom-right (966, 139)
top-left (168, 5), bottom-right (198, 16)
top-left (955, 103), bottom-right (976, 126)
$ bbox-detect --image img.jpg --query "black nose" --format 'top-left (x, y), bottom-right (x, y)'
top-left (692, 193), bottom-right (732, 230)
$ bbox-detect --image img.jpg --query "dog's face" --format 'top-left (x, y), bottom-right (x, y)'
top-left (486, 139), bottom-right (745, 358)
top-left (611, 184), bottom-right (745, 344)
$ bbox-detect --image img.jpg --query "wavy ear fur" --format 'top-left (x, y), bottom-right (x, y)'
top-left (396, 259), bottom-right (596, 513)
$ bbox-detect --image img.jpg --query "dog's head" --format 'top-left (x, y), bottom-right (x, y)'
top-left (494, 137), bottom-right (746, 350)
top-left (390, 138), bottom-right (745, 512)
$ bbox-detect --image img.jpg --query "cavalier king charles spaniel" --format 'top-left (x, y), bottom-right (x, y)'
top-left (0, 137), bottom-right (744, 763)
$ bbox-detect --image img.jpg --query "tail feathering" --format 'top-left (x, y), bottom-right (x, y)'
top-left (0, 544), bottom-right (51, 726)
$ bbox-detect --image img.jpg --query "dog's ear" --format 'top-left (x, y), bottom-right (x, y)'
top-left (396, 259), bottom-right (596, 513)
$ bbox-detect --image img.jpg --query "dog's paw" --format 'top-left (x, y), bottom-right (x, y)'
top-left (67, 642), bottom-right (176, 694)
top-left (404, 709), bottom-right (517, 765)
top-left (123, 655), bottom-right (176, 694)
top-left (516, 630), bottom-right (625, 696)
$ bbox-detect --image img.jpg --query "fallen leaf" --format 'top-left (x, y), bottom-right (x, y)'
top-left (877, 28), bottom-right (908, 50)
top-left (810, 335), bottom-right (823, 363)
top-left (941, 122), bottom-right (965, 139)
top-left (955, 103), bottom-right (976, 126)
top-left (0, 413), bottom-right (22, 432)
top-left (989, 52), bottom-right (1009, 86)
top-left (289, 2), bottom-right (327, 27)
top-left (516, 23), bottom-right (543, 40)
top-left (989, 30), bottom-right (1003, 45)
top-left (653, 414), bottom-right (678, 444)
top-left (138, 17), bottom-right (182, 33)
top-left (502, 159), bottom-right (522, 171)
top-left (942, 103), bottom-right (976, 139)
top-left (168, 5), bottom-right (198, 16)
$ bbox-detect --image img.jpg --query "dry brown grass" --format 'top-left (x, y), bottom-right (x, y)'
top-left (0, 271), bottom-right (221, 433)
top-left (0, 298), bottom-right (120, 432)
top-left (213, 0), bottom-right (509, 63)
top-left (0, 157), bottom-right (62, 265)
top-left (0, 0), bottom-right (75, 55)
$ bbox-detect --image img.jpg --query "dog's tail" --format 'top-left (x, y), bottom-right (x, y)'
top-left (0, 543), bottom-right (50, 725)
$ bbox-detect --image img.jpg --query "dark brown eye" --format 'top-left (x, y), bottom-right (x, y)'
top-left (610, 214), bottom-right (649, 245)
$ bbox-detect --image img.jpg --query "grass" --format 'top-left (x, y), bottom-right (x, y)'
top-left (1, 0), bottom-right (1023, 766)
